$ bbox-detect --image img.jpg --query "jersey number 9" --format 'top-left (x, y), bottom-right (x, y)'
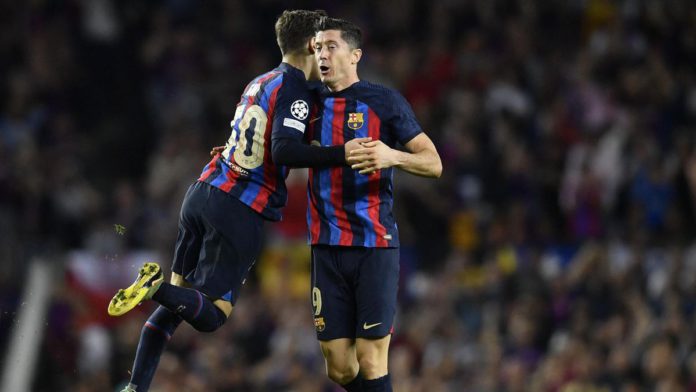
top-left (312, 287), bottom-right (322, 316)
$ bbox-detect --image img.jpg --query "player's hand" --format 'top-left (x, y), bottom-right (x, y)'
top-left (210, 145), bottom-right (225, 157)
top-left (347, 140), bottom-right (398, 175)
top-left (344, 137), bottom-right (372, 160)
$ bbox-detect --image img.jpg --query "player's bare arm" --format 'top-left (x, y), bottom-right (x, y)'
top-left (347, 133), bottom-right (442, 177)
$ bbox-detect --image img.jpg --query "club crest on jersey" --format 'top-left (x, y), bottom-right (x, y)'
top-left (347, 113), bottom-right (364, 130)
top-left (314, 317), bottom-right (325, 332)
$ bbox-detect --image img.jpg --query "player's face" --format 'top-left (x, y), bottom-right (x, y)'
top-left (314, 30), bottom-right (360, 89)
top-left (308, 37), bottom-right (321, 81)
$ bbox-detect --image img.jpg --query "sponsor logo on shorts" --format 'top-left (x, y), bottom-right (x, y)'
top-left (363, 322), bottom-right (382, 330)
top-left (314, 317), bottom-right (326, 332)
top-left (383, 234), bottom-right (392, 240)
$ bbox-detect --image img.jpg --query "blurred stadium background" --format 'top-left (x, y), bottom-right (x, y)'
top-left (1, 0), bottom-right (696, 391)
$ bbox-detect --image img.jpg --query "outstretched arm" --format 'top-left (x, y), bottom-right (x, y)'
top-left (211, 138), bottom-right (372, 168)
top-left (272, 136), bottom-right (370, 168)
top-left (347, 133), bottom-right (442, 178)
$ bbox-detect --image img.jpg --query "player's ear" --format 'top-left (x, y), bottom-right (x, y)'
top-left (308, 37), bottom-right (316, 55)
top-left (351, 48), bottom-right (362, 64)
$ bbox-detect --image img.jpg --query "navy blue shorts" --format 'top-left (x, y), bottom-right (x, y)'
top-left (172, 181), bottom-right (264, 304)
top-left (310, 245), bottom-right (399, 340)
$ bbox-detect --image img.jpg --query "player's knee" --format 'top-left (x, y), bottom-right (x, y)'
top-left (192, 307), bottom-right (227, 333)
top-left (322, 348), bottom-right (359, 384)
top-left (356, 335), bottom-right (390, 378)
top-left (357, 353), bottom-right (387, 379)
top-left (326, 365), bottom-right (358, 385)
top-left (192, 318), bottom-right (224, 332)
top-left (191, 301), bottom-right (231, 333)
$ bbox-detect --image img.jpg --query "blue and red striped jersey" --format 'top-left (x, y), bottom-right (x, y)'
top-left (307, 81), bottom-right (423, 247)
top-left (199, 63), bottom-right (315, 221)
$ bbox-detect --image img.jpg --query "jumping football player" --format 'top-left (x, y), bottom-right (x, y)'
top-left (108, 10), bottom-right (368, 392)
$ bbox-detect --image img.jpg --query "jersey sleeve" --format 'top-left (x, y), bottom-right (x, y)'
top-left (271, 75), bottom-right (345, 168)
top-left (271, 75), bottom-right (314, 140)
top-left (389, 90), bottom-right (423, 145)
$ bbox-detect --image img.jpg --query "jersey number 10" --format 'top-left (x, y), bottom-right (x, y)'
top-left (223, 104), bottom-right (268, 170)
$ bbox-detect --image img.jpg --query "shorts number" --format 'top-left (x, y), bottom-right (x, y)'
top-left (223, 104), bottom-right (268, 169)
top-left (312, 287), bottom-right (322, 316)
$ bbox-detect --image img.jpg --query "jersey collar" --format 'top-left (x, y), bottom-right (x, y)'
top-left (321, 80), bottom-right (363, 97)
top-left (277, 62), bottom-right (307, 81)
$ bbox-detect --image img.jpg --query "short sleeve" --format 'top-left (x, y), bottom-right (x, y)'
top-left (389, 90), bottom-right (422, 145)
top-left (271, 75), bottom-right (315, 141)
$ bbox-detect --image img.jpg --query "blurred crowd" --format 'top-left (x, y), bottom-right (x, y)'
top-left (1, 0), bottom-right (696, 391)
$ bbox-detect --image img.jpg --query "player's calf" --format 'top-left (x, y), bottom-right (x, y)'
top-left (126, 306), bottom-right (183, 392)
top-left (327, 365), bottom-right (360, 387)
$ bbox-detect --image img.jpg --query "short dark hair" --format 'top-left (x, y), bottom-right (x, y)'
top-left (315, 17), bottom-right (362, 49)
top-left (275, 9), bottom-right (328, 55)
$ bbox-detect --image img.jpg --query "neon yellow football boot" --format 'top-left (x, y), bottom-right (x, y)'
top-left (108, 262), bottom-right (164, 316)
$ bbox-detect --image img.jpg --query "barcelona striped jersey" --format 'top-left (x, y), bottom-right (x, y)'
top-left (307, 81), bottom-right (423, 247)
top-left (199, 63), bottom-right (314, 221)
